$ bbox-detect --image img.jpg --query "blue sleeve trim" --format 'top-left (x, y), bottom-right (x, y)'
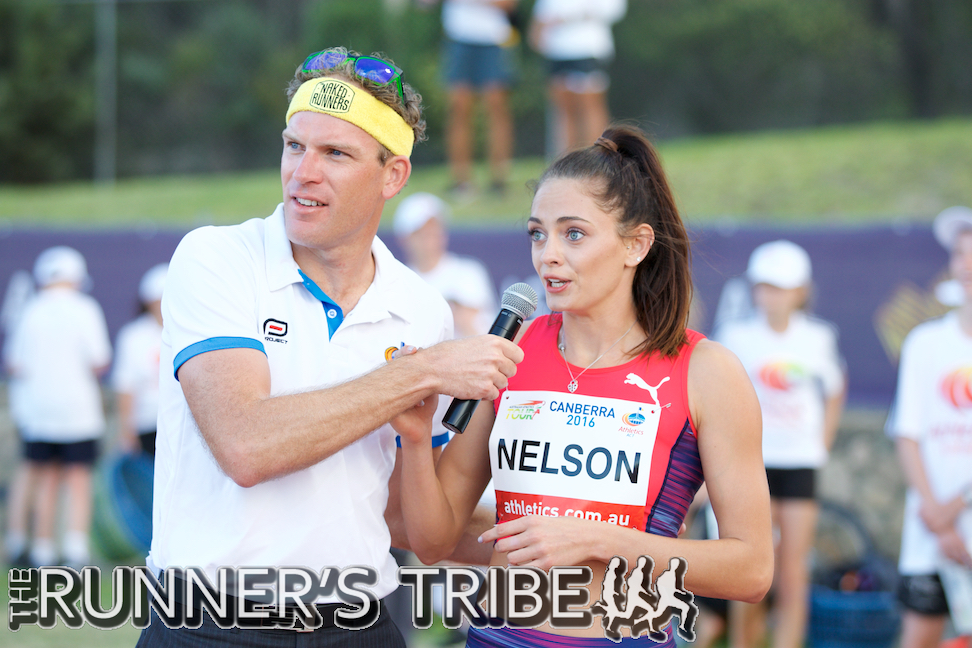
top-left (395, 431), bottom-right (452, 448)
top-left (173, 337), bottom-right (266, 380)
top-left (431, 431), bottom-right (451, 448)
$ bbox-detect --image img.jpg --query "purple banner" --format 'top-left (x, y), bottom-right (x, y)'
top-left (0, 223), bottom-right (949, 407)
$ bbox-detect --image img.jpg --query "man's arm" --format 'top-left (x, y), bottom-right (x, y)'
top-left (178, 335), bottom-right (521, 488)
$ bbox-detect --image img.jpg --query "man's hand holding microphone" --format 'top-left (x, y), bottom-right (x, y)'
top-left (390, 283), bottom-right (538, 444)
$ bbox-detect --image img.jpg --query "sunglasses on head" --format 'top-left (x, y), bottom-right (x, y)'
top-left (301, 50), bottom-right (405, 105)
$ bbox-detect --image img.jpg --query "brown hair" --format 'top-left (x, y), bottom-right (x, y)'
top-left (534, 125), bottom-right (692, 357)
top-left (285, 47), bottom-right (427, 164)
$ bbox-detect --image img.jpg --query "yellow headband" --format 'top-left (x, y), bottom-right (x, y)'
top-left (286, 77), bottom-right (414, 157)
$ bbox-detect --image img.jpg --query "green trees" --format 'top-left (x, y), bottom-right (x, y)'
top-left (0, 0), bottom-right (968, 183)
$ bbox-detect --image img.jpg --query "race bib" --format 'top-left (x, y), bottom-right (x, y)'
top-left (490, 390), bottom-right (661, 530)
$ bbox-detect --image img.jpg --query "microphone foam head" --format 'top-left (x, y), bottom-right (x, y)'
top-left (502, 283), bottom-right (539, 319)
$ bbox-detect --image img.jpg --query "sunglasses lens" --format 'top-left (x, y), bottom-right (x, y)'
top-left (354, 58), bottom-right (397, 84)
top-left (304, 50), bottom-right (347, 71)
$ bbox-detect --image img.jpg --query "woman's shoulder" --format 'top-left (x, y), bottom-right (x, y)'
top-left (687, 337), bottom-right (750, 385)
top-left (513, 313), bottom-right (559, 346)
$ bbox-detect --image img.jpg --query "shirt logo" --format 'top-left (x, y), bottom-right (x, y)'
top-left (941, 366), bottom-right (972, 408)
top-left (758, 361), bottom-right (805, 391)
top-left (624, 373), bottom-right (670, 407)
top-left (264, 318), bottom-right (288, 344)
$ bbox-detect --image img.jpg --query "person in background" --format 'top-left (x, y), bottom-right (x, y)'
top-left (716, 240), bottom-right (846, 648)
top-left (392, 191), bottom-right (500, 642)
top-left (2, 270), bottom-right (35, 567)
top-left (4, 246), bottom-right (112, 568)
top-left (113, 263), bottom-right (167, 456)
top-left (394, 191), bottom-right (497, 337)
top-left (888, 206), bottom-right (972, 648)
top-left (421, 0), bottom-right (518, 196)
top-left (529, 0), bottom-right (627, 155)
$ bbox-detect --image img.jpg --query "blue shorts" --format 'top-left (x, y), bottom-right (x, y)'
top-left (443, 40), bottom-right (514, 89)
top-left (547, 58), bottom-right (611, 94)
top-left (24, 439), bottom-right (98, 465)
top-left (765, 467), bottom-right (816, 500)
top-left (898, 574), bottom-right (949, 616)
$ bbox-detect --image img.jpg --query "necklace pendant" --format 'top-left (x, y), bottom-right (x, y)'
top-left (567, 380), bottom-right (578, 393)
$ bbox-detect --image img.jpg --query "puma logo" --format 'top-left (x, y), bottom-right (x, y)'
top-left (624, 373), bottom-right (670, 407)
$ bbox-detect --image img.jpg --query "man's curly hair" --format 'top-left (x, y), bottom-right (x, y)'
top-left (286, 47), bottom-right (427, 164)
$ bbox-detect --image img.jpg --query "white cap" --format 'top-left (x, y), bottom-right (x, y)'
top-left (33, 246), bottom-right (89, 288)
top-left (138, 263), bottom-right (168, 303)
top-left (393, 192), bottom-right (449, 237)
top-left (935, 279), bottom-right (964, 307)
top-left (746, 240), bottom-right (812, 289)
top-left (932, 206), bottom-right (972, 250)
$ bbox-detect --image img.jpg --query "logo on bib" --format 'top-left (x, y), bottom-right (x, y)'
top-left (622, 412), bottom-right (646, 426)
top-left (310, 80), bottom-right (354, 113)
top-left (506, 400), bottom-right (544, 421)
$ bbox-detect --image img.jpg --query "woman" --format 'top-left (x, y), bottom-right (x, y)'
top-left (394, 125), bottom-right (773, 646)
top-left (715, 241), bottom-right (846, 648)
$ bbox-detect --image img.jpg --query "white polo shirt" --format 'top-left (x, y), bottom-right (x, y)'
top-left (886, 312), bottom-right (972, 574)
top-left (5, 287), bottom-right (111, 442)
top-left (716, 312), bottom-right (845, 469)
top-left (150, 204), bottom-right (453, 601)
top-left (112, 313), bottom-right (163, 433)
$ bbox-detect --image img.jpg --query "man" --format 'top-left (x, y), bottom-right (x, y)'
top-left (137, 47), bottom-right (523, 647)
top-left (393, 191), bottom-right (497, 337)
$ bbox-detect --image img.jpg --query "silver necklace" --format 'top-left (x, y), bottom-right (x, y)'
top-left (559, 323), bottom-right (636, 393)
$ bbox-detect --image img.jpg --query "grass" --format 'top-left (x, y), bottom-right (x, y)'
top-left (0, 117), bottom-right (970, 230)
top-left (1, 569), bottom-right (143, 647)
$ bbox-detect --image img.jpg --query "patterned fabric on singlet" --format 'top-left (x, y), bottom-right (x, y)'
top-left (467, 625), bottom-right (674, 647)
top-left (491, 314), bottom-right (705, 539)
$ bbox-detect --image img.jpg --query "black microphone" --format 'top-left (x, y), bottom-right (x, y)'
top-left (442, 282), bottom-right (539, 434)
